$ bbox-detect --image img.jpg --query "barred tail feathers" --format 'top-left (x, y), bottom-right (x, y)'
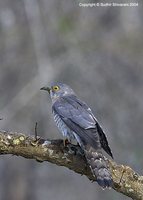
top-left (84, 145), bottom-right (112, 188)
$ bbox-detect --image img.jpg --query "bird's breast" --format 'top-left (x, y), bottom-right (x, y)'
top-left (53, 111), bottom-right (75, 140)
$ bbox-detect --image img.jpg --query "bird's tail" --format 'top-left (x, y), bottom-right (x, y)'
top-left (84, 144), bottom-right (112, 188)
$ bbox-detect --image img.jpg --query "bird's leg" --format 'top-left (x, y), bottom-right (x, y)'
top-left (63, 138), bottom-right (70, 147)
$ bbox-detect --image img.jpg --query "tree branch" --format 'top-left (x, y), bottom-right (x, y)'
top-left (0, 130), bottom-right (142, 200)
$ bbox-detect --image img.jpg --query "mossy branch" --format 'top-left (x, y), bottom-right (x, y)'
top-left (0, 130), bottom-right (143, 200)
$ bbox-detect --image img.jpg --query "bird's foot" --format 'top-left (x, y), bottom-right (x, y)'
top-left (31, 137), bottom-right (41, 146)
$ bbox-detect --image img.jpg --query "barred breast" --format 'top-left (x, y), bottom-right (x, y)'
top-left (53, 110), bottom-right (75, 141)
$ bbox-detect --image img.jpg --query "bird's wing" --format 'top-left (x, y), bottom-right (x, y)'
top-left (68, 95), bottom-right (113, 158)
top-left (52, 95), bottom-right (101, 149)
top-left (52, 95), bottom-right (113, 158)
top-left (53, 95), bottom-right (96, 129)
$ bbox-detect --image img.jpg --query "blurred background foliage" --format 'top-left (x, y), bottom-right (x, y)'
top-left (0, 0), bottom-right (143, 199)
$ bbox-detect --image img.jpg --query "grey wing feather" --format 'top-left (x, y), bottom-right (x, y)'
top-left (62, 118), bottom-right (101, 149)
top-left (96, 123), bottom-right (113, 158)
top-left (64, 95), bottom-right (113, 158)
top-left (56, 95), bottom-right (96, 129)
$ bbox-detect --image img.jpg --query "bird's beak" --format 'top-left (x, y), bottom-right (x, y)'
top-left (40, 86), bottom-right (51, 93)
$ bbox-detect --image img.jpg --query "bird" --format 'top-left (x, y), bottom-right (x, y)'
top-left (40, 82), bottom-right (113, 188)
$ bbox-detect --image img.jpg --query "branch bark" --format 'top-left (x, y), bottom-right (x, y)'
top-left (0, 130), bottom-right (142, 199)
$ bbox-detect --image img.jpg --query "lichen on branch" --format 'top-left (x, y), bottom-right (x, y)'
top-left (0, 130), bottom-right (143, 200)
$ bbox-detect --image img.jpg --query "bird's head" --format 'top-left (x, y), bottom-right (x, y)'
top-left (40, 82), bottom-right (75, 101)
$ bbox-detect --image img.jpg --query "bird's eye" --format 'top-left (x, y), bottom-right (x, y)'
top-left (52, 85), bottom-right (60, 91)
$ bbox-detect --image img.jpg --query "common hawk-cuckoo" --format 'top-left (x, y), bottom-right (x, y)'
top-left (41, 82), bottom-right (113, 188)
